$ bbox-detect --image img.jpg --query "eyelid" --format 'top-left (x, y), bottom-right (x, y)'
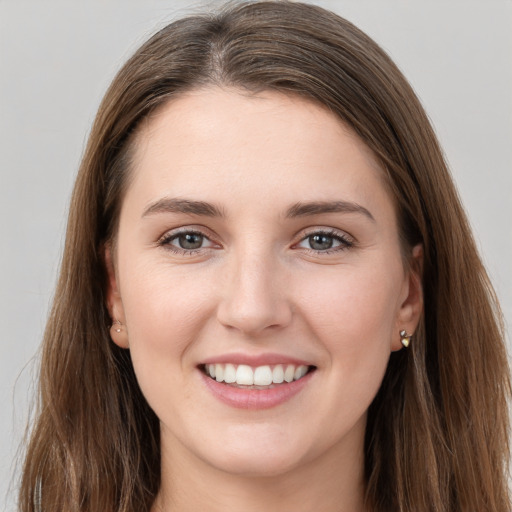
top-left (294, 225), bottom-right (355, 241)
top-left (293, 227), bottom-right (355, 253)
top-left (155, 225), bottom-right (355, 256)
top-left (157, 226), bottom-right (221, 253)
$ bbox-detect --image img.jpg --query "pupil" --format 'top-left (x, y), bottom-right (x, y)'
top-left (179, 233), bottom-right (203, 249)
top-left (310, 234), bottom-right (333, 250)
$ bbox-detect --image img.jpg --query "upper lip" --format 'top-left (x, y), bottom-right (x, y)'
top-left (200, 352), bottom-right (315, 367)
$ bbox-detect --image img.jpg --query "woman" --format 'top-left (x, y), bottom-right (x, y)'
top-left (18, 1), bottom-right (510, 511)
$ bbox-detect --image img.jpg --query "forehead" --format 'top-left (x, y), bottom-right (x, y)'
top-left (124, 87), bottom-right (393, 219)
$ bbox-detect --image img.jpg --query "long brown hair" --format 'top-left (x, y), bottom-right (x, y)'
top-left (19, 2), bottom-right (510, 511)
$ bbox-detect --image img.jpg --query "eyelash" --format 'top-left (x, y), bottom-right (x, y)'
top-left (295, 229), bottom-right (354, 254)
top-left (157, 228), bottom-right (354, 256)
top-left (157, 229), bottom-right (217, 256)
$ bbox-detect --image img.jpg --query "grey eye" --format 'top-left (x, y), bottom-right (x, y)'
top-left (308, 234), bottom-right (335, 251)
top-left (175, 233), bottom-right (204, 250)
top-left (296, 231), bottom-right (351, 253)
top-left (160, 229), bottom-right (217, 254)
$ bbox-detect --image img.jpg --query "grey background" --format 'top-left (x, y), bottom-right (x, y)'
top-left (1, 1), bottom-right (511, 509)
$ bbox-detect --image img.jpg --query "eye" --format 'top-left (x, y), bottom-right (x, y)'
top-left (158, 229), bottom-right (218, 254)
top-left (174, 232), bottom-right (206, 250)
top-left (296, 230), bottom-right (353, 253)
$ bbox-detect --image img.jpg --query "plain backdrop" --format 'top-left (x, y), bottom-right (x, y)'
top-left (1, 1), bottom-right (511, 509)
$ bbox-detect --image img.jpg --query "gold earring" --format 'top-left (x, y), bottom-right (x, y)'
top-left (400, 330), bottom-right (412, 348)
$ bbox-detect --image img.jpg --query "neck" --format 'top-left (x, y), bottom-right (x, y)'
top-left (153, 428), bottom-right (367, 512)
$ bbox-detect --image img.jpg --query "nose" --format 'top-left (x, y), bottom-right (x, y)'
top-left (216, 250), bottom-right (293, 336)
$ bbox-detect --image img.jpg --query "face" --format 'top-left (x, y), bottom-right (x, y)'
top-left (107, 87), bottom-right (422, 478)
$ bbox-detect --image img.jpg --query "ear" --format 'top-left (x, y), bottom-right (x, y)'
top-left (104, 245), bottom-right (129, 349)
top-left (391, 243), bottom-right (424, 351)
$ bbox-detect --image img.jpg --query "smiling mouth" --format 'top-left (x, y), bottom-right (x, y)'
top-left (201, 363), bottom-right (316, 388)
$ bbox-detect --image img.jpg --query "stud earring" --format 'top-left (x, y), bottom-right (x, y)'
top-left (400, 330), bottom-right (412, 348)
top-left (112, 320), bottom-right (122, 333)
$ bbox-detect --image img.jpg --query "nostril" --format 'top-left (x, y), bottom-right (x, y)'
top-left (215, 272), bottom-right (293, 335)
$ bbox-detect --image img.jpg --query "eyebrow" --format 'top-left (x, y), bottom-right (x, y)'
top-left (142, 198), bottom-right (225, 218)
top-left (141, 197), bottom-right (375, 222)
top-left (285, 200), bottom-right (375, 222)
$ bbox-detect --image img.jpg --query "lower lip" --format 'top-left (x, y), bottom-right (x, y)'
top-left (200, 369), bottom-right (314, 410)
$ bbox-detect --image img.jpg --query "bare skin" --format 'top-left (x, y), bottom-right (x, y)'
top-left (107, 87), bottom-right (423, 512)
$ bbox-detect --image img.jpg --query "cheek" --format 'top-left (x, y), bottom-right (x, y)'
top-left (118, 259), bottom-right (216, 376)
top-left (295, 260), bottom-right (401, 376)
top-left (294, 264), bottom-right (400, 432)
top-left (117, 261), bottom-right (220, 421)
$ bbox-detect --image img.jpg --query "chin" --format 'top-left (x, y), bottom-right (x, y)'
top-left (195, 429), bottom-right (308, 478)
top-left (208, 450), bottom-right (303, 478)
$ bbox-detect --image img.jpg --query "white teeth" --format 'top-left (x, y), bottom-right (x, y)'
top-left (223, 363), bottom-right (236, 383)
top-left (205, 363), bottom-right (311, 386)
top-left (254, 366), bottom-right (273, 386)
top-left (284, 365), bottom-right (295, 383)
top-left (215, 364), bottom-right (224, 382)
top-left (272, 364), bottom-right (284, 384)
top-left (236, 365), bottom-right (254, 385)
top-left (294, 365), bottom-right (308, 380)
